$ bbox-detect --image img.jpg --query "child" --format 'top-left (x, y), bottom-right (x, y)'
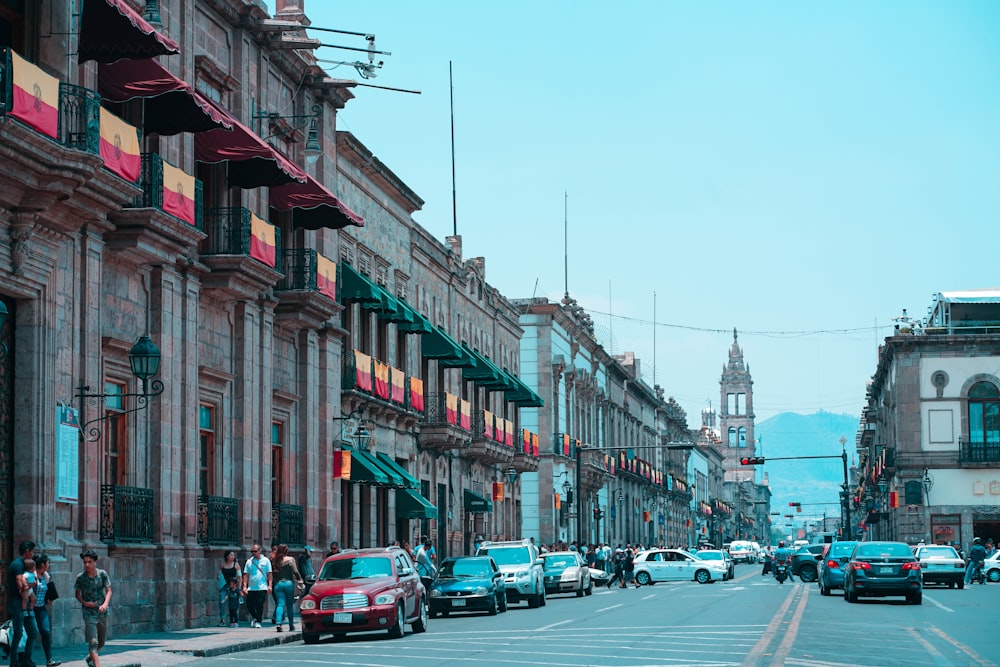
top-left (22, 558), bottom-right (38, 612)
top-left (226, 577), bottom-right (242, 628)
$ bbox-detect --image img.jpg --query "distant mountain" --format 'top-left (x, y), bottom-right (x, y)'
top-left (755, 411), bottom-right (858, 535)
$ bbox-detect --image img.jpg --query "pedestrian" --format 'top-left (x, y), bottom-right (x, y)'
top-left (74, 548), bottom-right (111, 667)
top-left (296, 547), bottom-right (315, 596)
top-left (31, 555), bottom-right (60, 667)
top-left (267, 545), bottom-right (279, 624)
top-left (607, 549), bottom-right (624, 588)
top-left (217, 550), bottom-right (242, 627)
top-left (21, 560), bottom-right (38, 612)
top-left (415, 538), bottom-right (435, 577)
top-left (241, 544), bottom-right (272, 628)
top-left (270, 544), bottom-right (303, 633)
top-left (325, 541), bottom-right (340, 559)
top-left (6, 539), bottom-right (39, 667)
top-left (224, 577), bottom-right (242, 628)
top-left (624, 547), bottom-right (637, 588)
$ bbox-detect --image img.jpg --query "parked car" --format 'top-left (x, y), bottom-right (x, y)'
top-left (428, 556), bottom-right (506, 617)
top-left (817, 541), bottom-right (858, 595)
top-left (540, 551), bottom-right (593, 597)
top-left (632, 548), bottom-right (718, 585)
top-left (694, 549), bottom-right (735, 580)
top-left (791, 544), bottom-right (826, 582)
top-left (913, 544), bottom-right (965, 589)
top-left (298, 547), bottom-right (428, 644)
top-left (843, 541), bottom-right (923, 605)
top-left (476, 539), bottom-right (546, 608)
top-left (984, 551), bottom-right (1000, 583)
top-left (589, 567), bottom-right (611, 586)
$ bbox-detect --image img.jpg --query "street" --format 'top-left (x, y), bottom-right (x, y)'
top-left (193, 564), bottom-right (997, 667)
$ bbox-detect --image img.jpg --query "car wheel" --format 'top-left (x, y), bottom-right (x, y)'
top-left (387, 602), bottom-right (405, 639)
top-left (635, 571), bottom-right (651, 586)
top-left (499, 592), bottom-right (508, 612)
top-left (695, 569), bottom-right (711, 584)
top-left (585, 580), bottom-right (593, 596)
top-left (820, 581), bottom-right (830, 596)
top-left (989, 568), bottom-right (1000, 583)
top-left (798, 566), bottom-right (817, 583)
top-left (487, 593), bottom-right (498, 615)
top-left (302, 633), bottom-right (320, 645)
top-left (908, 592), bottom-right (922, 605)
top-left (845, 587), bottom-right (857, 603)
top-left (527, 590), bottom-right (539, 608)
top-left (411, 598), bottom-right (428, 634)
top-left (539, 587), bottom-right (546, 607)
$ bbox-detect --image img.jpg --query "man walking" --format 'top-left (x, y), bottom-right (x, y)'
top-left (6, 540), bottom-right (39, 667)
top-left (242, 545), bottom-right (272, 627)
top-left (74, 549), bottom-right (111, 667)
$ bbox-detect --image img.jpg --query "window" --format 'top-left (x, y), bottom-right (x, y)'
top-left (271, 421), bottom-right (284, 504)
top-left (199, 405), bottom-right (216, 495)
top-left (103, 381), bottom-right (127, 485)
top-left (968, 381), bottom-right (1000, 444)
top-left (738, 427), bottom-right (747, 448)
top-left (728, 427), bottom-right (737, 448)
top-left (0, 0), bottom-right (25, 51)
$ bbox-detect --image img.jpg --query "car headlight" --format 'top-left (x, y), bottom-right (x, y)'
top-left (429, 588), bottom-right (443, 597)
top-left (474, 586), bottom-right (488, 595)
top-left (373, 593), bottom-right (395, 605)
top-left (515, 569), bottom-right (530, 579)
top-left (299, 598), bottom-right (316, 610)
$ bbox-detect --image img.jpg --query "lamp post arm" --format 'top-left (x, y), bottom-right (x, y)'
top-left (75, 379), bottom-right (165, 442)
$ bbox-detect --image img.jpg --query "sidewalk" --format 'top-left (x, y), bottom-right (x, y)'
top-left (46, 623), bottom-right (301, 667)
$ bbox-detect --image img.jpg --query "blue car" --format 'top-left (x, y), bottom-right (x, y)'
top-left (428, 556), bottom-right (507, 617)
top-left (817, 541), bottom-right (858, 596)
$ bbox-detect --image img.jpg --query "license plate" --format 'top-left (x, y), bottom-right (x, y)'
top-left (451, 599), bottom-right (466, 607)
top-left (879, 567), bottom-right (893, 574)
top-left (333, 612), bottom-right (352, 624)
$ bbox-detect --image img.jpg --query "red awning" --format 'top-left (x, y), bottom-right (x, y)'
top-left (99, 59), bottom-right (233, 135)
top-left (195, 98), bottom-right (307, 188)
top-left (270, 175), bottom-right (365, 230)
top-left (79, 0), bottom-right (180, 64)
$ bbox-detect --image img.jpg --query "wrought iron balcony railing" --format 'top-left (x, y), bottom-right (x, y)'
top-left (959, 439), bottom-right (1000, 463)
top-left (276, 248), bottom-right (318, 291)
top-left (203, 207), bottom-right (282, 258)
top-left (130, 153), bottom-right (204, 228)
top-left (197, 495), bottom-right (239, 545)
top-left (100, 484), bottom-right (154, 543)
top-left (60, 82), bottom-right (100, 154)
top-left (271, 502), bottom-right (305, 548)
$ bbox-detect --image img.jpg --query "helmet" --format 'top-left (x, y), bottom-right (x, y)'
top-left (974, 537), bottom-right (982, 545)
top-left (778, 541), bottom-right (785, 547)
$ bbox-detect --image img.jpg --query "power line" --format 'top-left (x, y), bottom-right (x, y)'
top-left (585, 308), bottom-right (891, 338)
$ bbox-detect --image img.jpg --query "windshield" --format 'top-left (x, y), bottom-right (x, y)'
top-left (318, 557), bottom-right (393, 580)
top-left (920, 546), bottom-right (959, 559)
top-left (543, 556), bottom-right (577, 570)
top-left (829, 542), bottom-right (857, 557)
top-left (479, 547), bottom-right (529, 566)
top-left (856, 543), bottom-right (913, 559)
top-left (438, 559), bottom-right (492, 578)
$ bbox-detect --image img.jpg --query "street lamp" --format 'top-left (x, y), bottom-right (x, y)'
top-left (75, 334), bottom-right (165, 442)
top-left (333, 407), bottom-right (373, 450)
top-left (506, 466), bottom-right (519, 485)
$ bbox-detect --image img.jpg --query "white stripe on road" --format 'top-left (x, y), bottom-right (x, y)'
top-left (922, 593), bottom-right (954, 612)
top-left (534, 619), bottom-right (574, 632)
top-left (595, 602), bottom-right (623, 613)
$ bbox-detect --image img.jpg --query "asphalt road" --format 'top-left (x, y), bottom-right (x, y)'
top-left (196, 564), bottom-right (998, 667)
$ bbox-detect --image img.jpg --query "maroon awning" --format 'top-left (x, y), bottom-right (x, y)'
top-left (79, 0), bottom-right (180, 64)
top-left (195, 98), bottom-right (307, 188)
top-left (270, 175), bottom-right (365, 230)
top-left (99, 59), bottom-right (233, 135)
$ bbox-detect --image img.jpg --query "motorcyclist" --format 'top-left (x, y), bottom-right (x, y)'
top-left (772, 541), bottom-right (793, 582)
top-left (965, 537), bottom-right (987, 585)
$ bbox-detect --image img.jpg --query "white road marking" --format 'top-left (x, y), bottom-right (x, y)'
top-left (595, 602), bottom-right (624, 612)
top-left (534, 619), bottom-right (574, 632)
top-left (922, 593), bottom-right (954, 612)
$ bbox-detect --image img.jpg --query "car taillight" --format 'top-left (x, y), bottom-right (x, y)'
top-left (851, 562), bottom-right (872, 571)
top-left (826, 560), bottom-right (840, 569)
top-left (901, 562), bottom-right (921, 571)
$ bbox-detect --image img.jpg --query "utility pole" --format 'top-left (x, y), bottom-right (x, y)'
top-left (842, 446), bottom-right (851, 539)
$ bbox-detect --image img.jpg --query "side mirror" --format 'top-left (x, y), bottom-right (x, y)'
top-left (399, 567), bottom-right (414, 577)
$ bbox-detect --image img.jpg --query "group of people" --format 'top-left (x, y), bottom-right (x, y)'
top-left (216, 543), bottom-right (307, 632)
top-left (5, 540), bottom-right (112, 667)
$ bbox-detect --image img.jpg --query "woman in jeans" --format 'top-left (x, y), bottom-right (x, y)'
top-left (33, 554), bottom-right (61, 666)
top-left (270, 544), bottom-right (303, 632)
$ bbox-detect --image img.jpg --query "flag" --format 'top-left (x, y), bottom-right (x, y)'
top-left (409, 377), bottom-right (424, 412)
top-left (10, 51), bottom-right (58, 138)
top-left (532, 433), bottom-right (539, 457)
top-left (445, 393), bottom-right (458, 425)
top-left (390, 366), bottom-right (405, 404)
top-left (160, 158), bottom-right (195, 225)
top-left (554, 493), bottom-right (561, 510)
top-left (493, 482), bottom-right (504, 502)
top-left (460, 400), bottom-right (471, 430)
top-left (317, 254), bottom-right (337, 301)
top-left (249, 213), bottom-right (276, 267)
top-left (483, 410), bottom-right (493, 439)
top-left (563, 433), bottom-right (571, 457)
top-left (99, 107), bottom-right (141, 182)
top-left (353, 350), bottom-right (372, 391)
top-left (495, 418), bottom-right (504, 443)
top-left (505, 420), bottom-right (514, 447)
top-left (522, 428), bottom-right (530, 454)
top-left (333, 450), bottom-right (352, 480)
top-left (373, 360), bottom-right (389, 399)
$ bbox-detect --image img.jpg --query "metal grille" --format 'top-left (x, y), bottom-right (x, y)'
top-left (59, 82), bottom-right (100, 154)
top-left (100, 484), bottom-right (154, 543)
top-left (319, 593), bottom-right (368, 610)
top-left (197, 495), bottom-right (239, 545)
top-left (131, 153), bottom-right (204, 229)
top-left (277, 248), bottom-right (318, 291)
top-left (203, 207), bottom-right (280, 258)
top-left (271, 502), bottom-right (305, 548)
top-left (959, 440), bottom-right (1000, 463)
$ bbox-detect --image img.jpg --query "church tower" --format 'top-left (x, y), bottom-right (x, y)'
top-left (719, 329), bottom-right (756, 482)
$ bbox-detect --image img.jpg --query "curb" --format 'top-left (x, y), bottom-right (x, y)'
top-left (176, 633), bottom-right (302, 658)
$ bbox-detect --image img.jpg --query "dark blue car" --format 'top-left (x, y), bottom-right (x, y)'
top-left (817, 541), bottom-right (858, 595)
top-left (428, 556), bottom-right (507, 617)
top-left (843, 541), bottom-right (922, 605)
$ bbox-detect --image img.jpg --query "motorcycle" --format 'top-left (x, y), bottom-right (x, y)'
top-left (774, 561), bottom-right (789, 584)
top-left (972, 562), bottom-right (987, 585)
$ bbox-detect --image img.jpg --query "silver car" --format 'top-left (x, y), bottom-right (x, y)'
top-left (540, 551), bottom-right (593, 596)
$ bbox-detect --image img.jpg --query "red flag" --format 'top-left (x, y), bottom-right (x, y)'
top-left (483, 410), bottom-right (494, 439)
top-left (390, 366), bottom-right (405, 404)
top-left (445, 393), bottom-right (458, 425)
top-left (353, 350), bottom-right (372, 391)
top-left (317, 253), bottom-right (337, 301)
top-left (161, 158), bottom-right (195, 225)
top-left (460, 399), bottom-right (471, 430)
top-left (409, 377), bottom-right (424, 412)
top-left (373, 361), bottom-right (389, 399)
top-left (100, 107), bottom-right (141, 182)
top-left (493, 482), bottom-right (504, 502)
top-left (10, 51), bottom-right (58, 138)
top-left (333, 450), bottom-right (352, 480)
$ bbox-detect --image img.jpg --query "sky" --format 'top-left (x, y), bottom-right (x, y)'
top-left (267, 1), bottom-right (1000, 428)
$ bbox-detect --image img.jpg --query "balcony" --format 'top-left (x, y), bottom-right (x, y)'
top-left (200, 207), bottom-right (283, 300)
top-left (130, 153), bottom-right (203, 228)
top-left (197, 495), bottom-right (239, 546)
top-left (271, 502), bottom-right (305, 548)
top-left (100, 485), bottom-right (154, 544)
top-left (59, 82), bottom-right (101, 155)
top-left (203, 207), bottom-right (282, 257)
top-left (959, 440), bottom-right (1000, 465)
top-left (467, 412), bottom-right (514, 465)
top-left (342, 349), bottom-right (422, 429)
top-left (418, 392), bottom-right (470, 452)
top-left (277, 248), bottom-right (318, 291)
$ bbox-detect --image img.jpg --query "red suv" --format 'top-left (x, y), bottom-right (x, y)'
top-left (298, 547), bottom-right (429, 643)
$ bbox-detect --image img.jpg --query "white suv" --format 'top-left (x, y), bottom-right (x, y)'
top-left (476, 540), bottom-right (546, 608)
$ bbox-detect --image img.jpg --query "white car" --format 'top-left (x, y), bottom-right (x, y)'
top-left (540, 551), bottom-right (592, 597)
top-left (984, 551), bottom-right (1000, 583)
top-left (728, 540), bottom-right (754, 564)
top-left (694, 549), bottom-right (734, 580)
top-left (633, 548), bottom-right (719, 585)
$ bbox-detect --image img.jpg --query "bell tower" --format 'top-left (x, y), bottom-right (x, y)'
top-left (719, 329), bottom-right (756, 482)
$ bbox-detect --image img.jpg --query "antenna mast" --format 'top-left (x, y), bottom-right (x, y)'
top-left (653, 291), bottom-right (657, 387)
top-left (563, 192), bottom-right (569, 300)
top-left (450, 62), bottom-right (457, 237)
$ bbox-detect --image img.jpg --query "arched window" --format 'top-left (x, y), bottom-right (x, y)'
top-left (968, 381), bottom-right (1000, 445)
top-left (728, 427), bottom-right (737, 447)
top-left (738, 427), bottom-right (747, 448)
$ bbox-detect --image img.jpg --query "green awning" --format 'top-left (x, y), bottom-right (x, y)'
top-left (421, 327), bottom-right (476, 368)
top-left (375, 452), bottom-right (420, 490)
top-left (396, 488), bottom-right (438, 520)
top-left (340, 262), bottom-right (382, 305)
top-left (342, 445), bottom-right (389, 486)
top-left (504, 374), bottom-right (544, 407)
top-left (464, 488), bottom-right (493, 513)
top-left (398, 306), bottom-right (433, 334)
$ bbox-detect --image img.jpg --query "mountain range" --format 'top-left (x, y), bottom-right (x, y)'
top-left (754, 411), bottom-right (859, 536)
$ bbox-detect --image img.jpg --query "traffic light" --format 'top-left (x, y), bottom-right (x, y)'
top-left (593, 508), bottom-right (604, 520)
top-left (789, 502), bottom-right (802, 513)
top-left (740, 456), bottom-right (765, 465)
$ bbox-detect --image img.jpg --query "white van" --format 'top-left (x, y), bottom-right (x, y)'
top-left (728, 540), bottom-right (754, 564)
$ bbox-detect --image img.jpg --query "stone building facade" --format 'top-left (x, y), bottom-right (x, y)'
top-left (0, 0), bottom-right (539, 645)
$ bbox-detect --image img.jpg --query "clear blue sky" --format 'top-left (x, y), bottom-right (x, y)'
top-left (270, 1), bottom-right (1000, 428)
